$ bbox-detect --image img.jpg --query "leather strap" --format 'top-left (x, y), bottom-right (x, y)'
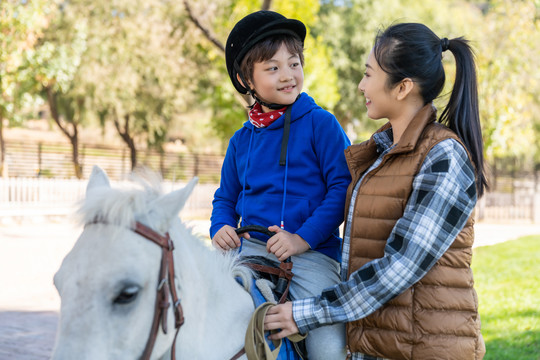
top-left (230, 348), bottom-right (246, 360)
top-left (245, 303), bottom-right (307, 360)
top-left (245, 303), bottom-right (283, 360)
top-left (134, 222), bottom-right (184, 360)
top-left (244, 262), bottom-right (293, 304)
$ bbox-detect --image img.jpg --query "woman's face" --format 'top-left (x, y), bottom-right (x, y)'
top-left (358, 50), bottom-right (397, 120)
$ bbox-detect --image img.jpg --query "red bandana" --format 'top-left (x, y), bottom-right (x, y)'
top-left (248, 102), bottom-right (287, 128)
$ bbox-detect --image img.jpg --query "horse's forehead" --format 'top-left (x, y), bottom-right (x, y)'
top-left (57, 225), bottom-right (161, 285)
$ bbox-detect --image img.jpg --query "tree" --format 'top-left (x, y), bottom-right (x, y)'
top-left (32, 0), bottom-right (202, 172)
top-left (30, 9), bottom-right (88, 178)
top-left (475, 0), bottom-right (540, 163)
top-left (0, 0), bottom-right (51, 177)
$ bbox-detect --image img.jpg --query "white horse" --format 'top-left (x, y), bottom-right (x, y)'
top-left (51, 166), bottom-right (255, 359)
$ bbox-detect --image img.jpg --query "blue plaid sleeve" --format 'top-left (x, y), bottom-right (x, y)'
top-left (292, 139), bottom-right (477, 333)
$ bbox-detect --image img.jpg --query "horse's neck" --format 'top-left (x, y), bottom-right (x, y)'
top-left (173, 231), bottom-right (254, 359)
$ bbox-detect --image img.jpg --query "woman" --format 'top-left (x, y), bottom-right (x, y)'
top-left (264, 23), bottom-right (487, 360)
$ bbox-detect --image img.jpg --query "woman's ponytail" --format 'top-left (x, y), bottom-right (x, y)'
top-left (439, 38), bottom-right (488, 197)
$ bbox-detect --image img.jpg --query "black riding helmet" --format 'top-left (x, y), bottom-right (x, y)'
top-left (225, 11), bottom-right (306, 96)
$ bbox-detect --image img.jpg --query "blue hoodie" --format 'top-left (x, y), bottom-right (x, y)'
top-left (210, 93), bottom-right (351, 261)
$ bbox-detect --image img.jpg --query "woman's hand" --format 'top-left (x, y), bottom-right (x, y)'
top-left (211, 225), bottom-right (250, 251)
top-left (264, 302), bottom-right (300, 340)
top-left (266, 226), bottom-right (310, 261)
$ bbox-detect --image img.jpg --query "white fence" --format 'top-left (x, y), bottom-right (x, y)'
top-left (2, 177), bottom-right (540, 223)
top-left (0, 178), bottom-right (218, 220)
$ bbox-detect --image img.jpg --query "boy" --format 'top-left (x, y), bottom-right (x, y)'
top-left (210, 10), bottom-right (350, 359)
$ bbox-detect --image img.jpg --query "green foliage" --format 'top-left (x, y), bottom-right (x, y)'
top-left (473, 236), bottom-right (540, 359)
top-left (315, 0), bottom-right (400, 140)
top-left (34, 0), bottom-right (209, 154)
top-left (0, 0), bottom-right (53, 124)
top-left (475, 0), bottom-right (540, 162)
top-left (3, 0), bottom-right (540, 166)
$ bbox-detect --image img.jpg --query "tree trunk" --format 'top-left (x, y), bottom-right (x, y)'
top-left (261, 0), bottom-right (272, 11)
top-left (183, 0), bottom-right (225, 52)
top-left (183, 0), bottom-right (273, 52)
top-left (69, 126), bottom-right (82, 179)
top-left (113, 113), bottom-right (137, 170)
top-left (0, 110), bottom-right (6, 178)
top-left (46, 87), bottom-right (83, 179)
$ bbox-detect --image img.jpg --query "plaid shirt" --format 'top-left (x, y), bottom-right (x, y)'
top-left (292, 129), bottom-right (477, 360)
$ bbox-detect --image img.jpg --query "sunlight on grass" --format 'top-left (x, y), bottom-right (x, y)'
top-left (473, 235), bottom-right (540, 360)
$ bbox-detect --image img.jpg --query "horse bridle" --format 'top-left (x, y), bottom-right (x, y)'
top-left (90, 221), bottom-right (290, 360)
top-left (135, 223), bottom-right (293, 360)
top-left (134, 222), bottom-right (250, 360)
top-left (132, 221), bottom-right (184, 360)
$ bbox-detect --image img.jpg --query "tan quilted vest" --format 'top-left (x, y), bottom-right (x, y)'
top-left (344, 105), bottom-right (485, 360)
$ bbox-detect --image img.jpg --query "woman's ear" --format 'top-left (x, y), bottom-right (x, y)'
top-left (395, 78), bottom-right (415, 101)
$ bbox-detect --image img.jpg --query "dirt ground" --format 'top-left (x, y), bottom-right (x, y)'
top-left (1, 217), bottom-right (540, 360)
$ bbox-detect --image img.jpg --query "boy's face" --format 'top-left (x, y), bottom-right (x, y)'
top-left (248, 43), bottom-right (304, 112)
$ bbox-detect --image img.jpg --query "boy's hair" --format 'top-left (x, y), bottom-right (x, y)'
top-left (240, 34), bottom-right (304, 87)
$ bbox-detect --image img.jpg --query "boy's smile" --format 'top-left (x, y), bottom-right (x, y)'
top-left (249, 43), bottom-right (304, 112)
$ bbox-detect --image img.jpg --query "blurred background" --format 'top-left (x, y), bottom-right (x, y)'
top-left (0, 2), bottom-right (539, 359)
top-left (1, 0), bottom-right (540, 223)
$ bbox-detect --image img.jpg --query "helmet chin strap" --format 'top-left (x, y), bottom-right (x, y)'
top-left (251, 93), bottom-right (291, 110)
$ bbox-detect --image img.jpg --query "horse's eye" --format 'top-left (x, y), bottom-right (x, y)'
top-left (114, 285), bottom-right (140, 305)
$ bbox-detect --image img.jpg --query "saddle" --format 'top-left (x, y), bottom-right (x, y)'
top-left (242, 256), bottom-right (293, 303)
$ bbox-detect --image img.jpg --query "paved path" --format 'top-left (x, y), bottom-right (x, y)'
top-left (1, 218), bottom-right (540, 359)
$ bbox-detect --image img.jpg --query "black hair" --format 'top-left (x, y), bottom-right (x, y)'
top-left (373, 23), bottom-right (488, 197)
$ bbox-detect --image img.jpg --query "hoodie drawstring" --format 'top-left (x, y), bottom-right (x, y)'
top-left (279, 106), bottom-right (293, 229)
top-left (280, 148), bottom-right (289, 229)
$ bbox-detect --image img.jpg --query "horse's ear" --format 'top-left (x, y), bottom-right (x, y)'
top-left (86, 166), bottom-right (111, 193)
top-left (152, 177), bottom-right (198, 218)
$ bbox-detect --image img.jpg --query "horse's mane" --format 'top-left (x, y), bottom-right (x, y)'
top-left (77, 169), bottom-right (253, 290)
top-left (76, 180), bottom-right (161, 229)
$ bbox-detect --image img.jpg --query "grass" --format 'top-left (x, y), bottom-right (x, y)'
top-left (473, 235), bottom-right (540, 359)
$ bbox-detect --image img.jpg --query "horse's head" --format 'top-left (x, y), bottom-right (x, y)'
top-left (51, 166), bottom-right (197, 360)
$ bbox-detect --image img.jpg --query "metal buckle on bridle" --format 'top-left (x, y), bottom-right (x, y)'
top-left (157, 278), bottom-right (167, 291)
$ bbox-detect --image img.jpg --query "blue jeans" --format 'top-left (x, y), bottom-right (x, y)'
top-left (240, 238), bottom-right (347, 360)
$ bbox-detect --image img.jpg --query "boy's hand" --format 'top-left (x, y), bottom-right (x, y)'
top-left (266, 225), bottom-right (310, 261)
top-left (212, 225), bottom-right (250, 251)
